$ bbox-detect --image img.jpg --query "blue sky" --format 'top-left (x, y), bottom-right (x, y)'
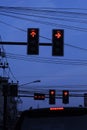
top-left (0, 0), bottom-right (87, 109)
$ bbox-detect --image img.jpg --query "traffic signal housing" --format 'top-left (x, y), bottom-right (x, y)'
top-left (3, 83), bottom-right (18, 97)
top-left (62, 90), bottom-right (69, 104)
top-left (49, 90), bottom-right (56, 104)
top-left (52, 29), bottom-right (64, 56)
top-left (27, 28), bottom-right (39, 55)
top-left (9, 83), bottom-right (18, 97)
top-left (34, 93), bottom-right (45, 100)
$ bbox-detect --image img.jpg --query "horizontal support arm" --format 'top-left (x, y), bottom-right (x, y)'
top-left (0, 41), bottom-right (52, 46)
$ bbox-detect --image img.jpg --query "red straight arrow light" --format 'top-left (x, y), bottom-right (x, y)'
top-left (30, 30), bottom-right (36, 37)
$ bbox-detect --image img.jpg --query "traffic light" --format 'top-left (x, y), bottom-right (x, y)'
top-left (84, 93), bottom-right (87, 107)
top-left (9, 84), bottom-right (18, 97)
top-left (3, 84), bottom-right (18, 97)
top-left (49, 90), bottom-right (55, 104)
top-left (34, 93), bottom-right (45, 100)
top-left (62, 90), bottom-right (69, 104)
top-left (27, 28), bottom-right (39, 55)
top-left (52, 29), bottom-right (64, 56)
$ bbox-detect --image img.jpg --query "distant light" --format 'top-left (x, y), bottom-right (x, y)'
top-left (64, 91), bottom-right (68, 96)
top-left (50, 107), bottom-right (64, 111)
top-left (62, 90), bottom-right (69, 104)
top-left (49, 90), bottom-right (55, 104)
top-left (34, 93), bottom-right (45, 100)
top-left (50, 90), bottom-right (55, 95)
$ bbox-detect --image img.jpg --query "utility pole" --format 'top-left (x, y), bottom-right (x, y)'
top-left (0, 48), bottom-right (18, 130)
top-left (2, 65), bottom-right (9, 130)
top-left (0, 77), bottom-right (9, 130)
top-left (0, 49), bottom-right (9, 130)
top-left (3, 91), bottom-right (7, 130)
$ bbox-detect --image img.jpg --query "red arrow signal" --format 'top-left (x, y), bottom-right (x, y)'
top-left (30, 30), bottom-right (36, 37)
top-left (55, 31), bottom-right (62, 39)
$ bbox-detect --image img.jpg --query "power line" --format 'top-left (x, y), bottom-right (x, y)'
top-left (0, 7), bottom-right (87, 65)
top-left (18, 89), bottom-right (87, 98)
top-left (1, 9), bottom-right (87, 25)
top-left (0, 35), bottom-right (18, 82)
top-left (5, 52), bottom-right (87, 66)
top-left (1, 6), bottom-right (87, 16)
top-left (0, 19), bottom-right (87, 52)
top-left (65, 43), bottom-right (87, 51)
top-left (0, 6), bottom-right (87, 26)
top-left (1, 12), bottom-right (87, 32)
top-left (0, 20), bottom-right (26, 32)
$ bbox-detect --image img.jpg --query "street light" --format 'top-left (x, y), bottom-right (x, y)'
top-left (17, 80), bottom-right (41, 117)
top-left (19, 80), bottom-right (41, 87)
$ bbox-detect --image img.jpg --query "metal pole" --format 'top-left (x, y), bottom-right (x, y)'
top-left (3, 95), bottom-right (7, 130)
top-left (19, 80), bottom-right (41, 87)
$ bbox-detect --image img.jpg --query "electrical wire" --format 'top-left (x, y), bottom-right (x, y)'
top-left (0, 8), bottom-right (87, 26)
top-left (1, 7), bottom-right (87, 83)
top-left (4, 52), bottom-right (87, 66)
top-left (18, 89), bottom-right (87, 98)
top-left (1, 9), bottom-right (87, 25)
top-left (1, 6), bottom-right (87, 17)
top-left (0, 19), bottom-right (87, 52)
top-left (0, 7), bottom-right (87, 23)
top-left (1, 6), bottom-right (87, 98)
top-left (0, 35), bottom-right (18, 82)
top-left (0, 8), bottom-right (87, 51)
top-left (18, 94), bottom-right (86, 98)
top-left (1, 12), bottom-right (87, 32)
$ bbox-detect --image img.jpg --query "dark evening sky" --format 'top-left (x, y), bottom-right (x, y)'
top-left (0, 0), bottom-right (87, 110)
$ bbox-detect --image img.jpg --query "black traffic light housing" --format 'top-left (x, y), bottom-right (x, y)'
top-left (52, 29), bottom-right (64, 56)
top-left (9, 84), bottom-right (18, 97)
top-left (27, 28), bottom-right (39, 55)
top-left (3, 83), bottom-right (18, 97)
top-left (49, 90), bottom-right (56, 104)
top-left (34, 93), bottom-right (45, 100)
top-left (62, 90), bottom-right (69, 104)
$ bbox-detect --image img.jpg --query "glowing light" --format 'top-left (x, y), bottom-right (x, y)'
top-left (34, 96), bottom-right (38, 99)
top-left (55, 31), bottom-right (62, 39)
top-left (30, 30), bottom-right (36, 37)
top-left (50, 90), bottom-right (55, 95)
top-left (64, 92), bottom-right (68, 96)
top-left (50, 107), bottom-right (64, 111)
top-left (34, 93), bottom-right (45, 100)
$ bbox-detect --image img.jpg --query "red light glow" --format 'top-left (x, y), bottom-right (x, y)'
top-left (55, 31), bottom-right (62, 39)
top-left (50, 107), bottom-right (64, 111)
top-left (64, 92), bottom-right (68, 96)
top-left (30, 30), bottom-right (36, 37)
top-left (34, 96), bottom-right (38, 98)
top-left (50, 91), bottom-right (55, 95)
